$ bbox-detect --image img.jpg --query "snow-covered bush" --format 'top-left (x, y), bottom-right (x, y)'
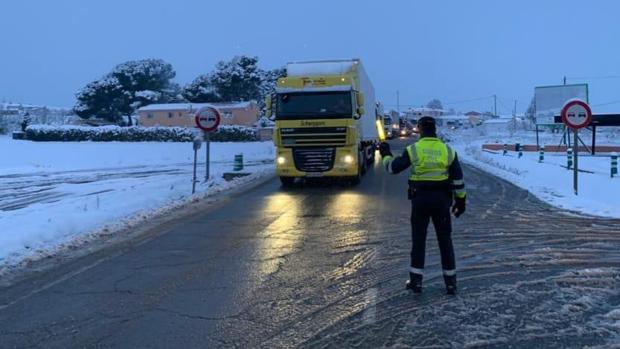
top-left (25, 125), bottom-right (257, 142)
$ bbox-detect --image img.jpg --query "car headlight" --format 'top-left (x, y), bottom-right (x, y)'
top-left (401, 130), bottom-right (406, 135)
top-left (343, 155), bottom-right (354, 164)
top-left (277, 156), bottom-right (286, 165)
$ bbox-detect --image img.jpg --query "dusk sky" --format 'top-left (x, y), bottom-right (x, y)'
top-left (1, 0), bottom-right (619, 113)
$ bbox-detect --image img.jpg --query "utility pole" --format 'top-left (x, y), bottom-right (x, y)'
top-left (396, 90), bottom-right (400, 114)
top-left (513, 100), bottom-right (517, 116)
top-left (493, 94), bottom-right (497, 117)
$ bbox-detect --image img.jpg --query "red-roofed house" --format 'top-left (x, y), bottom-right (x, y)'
top-left (137, 101), bottom-right (259, 127)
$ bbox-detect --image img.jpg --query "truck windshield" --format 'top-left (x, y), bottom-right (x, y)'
top-left (276, 91), bottom-right (353, 119)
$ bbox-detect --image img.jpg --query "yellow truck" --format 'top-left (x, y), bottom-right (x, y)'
top-left (266, 59), bottom-right (379, 185)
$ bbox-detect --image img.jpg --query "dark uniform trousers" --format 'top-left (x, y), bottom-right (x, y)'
top-left (410, 188), bottom-right (455, 272)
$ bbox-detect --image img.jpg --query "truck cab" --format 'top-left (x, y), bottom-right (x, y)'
top-left (265, 59), bottom-right (377, 186)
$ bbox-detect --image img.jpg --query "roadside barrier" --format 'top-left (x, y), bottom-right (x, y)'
top-left (539, 146), bottom-right (544, 163)
top-left (612, 152), bottom-right (618, 178)
top-left (234, 153), bottom-right (244, 171)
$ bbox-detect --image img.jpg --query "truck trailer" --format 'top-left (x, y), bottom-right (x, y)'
top-left (266, 59), bottom-right (378, 185)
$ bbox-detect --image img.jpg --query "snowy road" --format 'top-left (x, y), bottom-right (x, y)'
top-left (0, 160), bottom-right (269, 212)
top-left (0, 139), bottom-right (619, 348)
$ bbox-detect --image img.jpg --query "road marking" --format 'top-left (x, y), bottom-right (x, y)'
top-left (0, 251), bottom-right (122, 311)
top-left (362, 287), bottom-right (378, 325)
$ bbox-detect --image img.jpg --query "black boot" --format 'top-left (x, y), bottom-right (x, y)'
top-left (444, 274), bottom-right (457, 295)
top-left (406, 273), bottom-right (423, 293)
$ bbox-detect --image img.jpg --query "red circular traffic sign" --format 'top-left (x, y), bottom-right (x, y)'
top-left (561, 99), bottom-right (592, 129)
top-left (195, 106), bottom-right (221, 132)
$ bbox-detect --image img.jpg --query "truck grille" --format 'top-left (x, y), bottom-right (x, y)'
top-left (280, 127), bottom-right (347, 147)
top-left (292, 148), bottom-right (336, 173)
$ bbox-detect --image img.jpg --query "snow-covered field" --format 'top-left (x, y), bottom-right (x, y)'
top-left (448, 126), bottom-right (620, 218)
top-left (0, 137), bottom-right (275, 270)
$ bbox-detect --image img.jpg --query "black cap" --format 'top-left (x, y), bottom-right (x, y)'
top-left (417, 116), bottom-right (436, 136)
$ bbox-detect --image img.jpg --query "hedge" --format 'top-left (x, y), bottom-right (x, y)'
top-left (24, 125), bottom-right (258, 142)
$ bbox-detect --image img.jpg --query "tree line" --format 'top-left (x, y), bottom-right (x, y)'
top-left (74, 56), bottom-right (284, 125)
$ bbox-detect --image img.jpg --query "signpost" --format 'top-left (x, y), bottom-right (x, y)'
top-left (195, 106), bottom-right (221, 181)
top-left (192, 139), bottom-right (202, 194)
top-left (560, 99), bottom-right (592, 195)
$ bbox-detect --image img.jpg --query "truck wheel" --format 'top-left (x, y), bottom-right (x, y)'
top-left (367, 146), bottom-right (375, 165)
top-left (359, 150), bottom-right (367, 175)
top-left (280, 176), bottom-right (295, 187)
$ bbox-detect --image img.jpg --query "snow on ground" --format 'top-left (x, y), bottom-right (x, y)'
top-left (447, 126), bottom-right (620, 218)
top-left (0, 136), bottom-right (275, 270)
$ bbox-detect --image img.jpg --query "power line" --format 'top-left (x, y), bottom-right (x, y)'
top-left (591, 99), bottom-right (620, 107)
top-left (566, 75), bottom-right (620, 81)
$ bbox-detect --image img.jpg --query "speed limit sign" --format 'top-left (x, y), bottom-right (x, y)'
top-left (195, 106), bottom-right (221, 132)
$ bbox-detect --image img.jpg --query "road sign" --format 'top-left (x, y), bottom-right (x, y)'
top-left (561, 99), bottom-right (592, 129)
top-left (560, 99), bottom-right (592, 196)
top-left (195, 106), bottom-right (221, 132)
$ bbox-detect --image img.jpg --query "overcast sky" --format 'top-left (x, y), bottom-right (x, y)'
top-left (1, 0), bottom-right (619, 113)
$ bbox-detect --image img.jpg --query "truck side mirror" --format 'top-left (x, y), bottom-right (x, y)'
top-left (356, 93), bottom-right (365, 107)
top-left (355, 107), bottom-right (365, 119)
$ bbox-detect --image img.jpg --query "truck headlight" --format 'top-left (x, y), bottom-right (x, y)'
top-left (343, 155), bottom-right (354, 164)
top-left (277, 156), bottom-right (286, 165)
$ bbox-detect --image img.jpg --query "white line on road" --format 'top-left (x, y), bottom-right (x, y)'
top-left (362, 287), bottom-right (378, 325)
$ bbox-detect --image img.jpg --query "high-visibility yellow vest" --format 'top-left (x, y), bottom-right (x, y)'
top-left (406, 137), bottom-right (455, 182)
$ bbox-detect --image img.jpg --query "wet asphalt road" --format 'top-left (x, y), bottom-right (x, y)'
top-left (1, 138), bottom-right (619, 348)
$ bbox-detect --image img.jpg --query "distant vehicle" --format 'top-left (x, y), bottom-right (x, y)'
top-left (398, 120), bottom-right (418, 138)
top-left (383, 115), bottom-right (395, 139)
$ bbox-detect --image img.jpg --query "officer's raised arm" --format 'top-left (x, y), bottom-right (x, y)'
top-left (379, 142), bottom-right (411, 174)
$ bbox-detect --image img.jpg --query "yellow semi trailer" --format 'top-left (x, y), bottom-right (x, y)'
top-left (266, 59), bottom-right (379, 185)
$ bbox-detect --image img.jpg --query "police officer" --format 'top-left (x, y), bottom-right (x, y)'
top-left (379, 116), bottom-right (466, 295)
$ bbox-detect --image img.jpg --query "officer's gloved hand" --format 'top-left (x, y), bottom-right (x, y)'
top-left (379, 142), bottom-right (393, 157)
top-left (452, 197), bottom-right (466, 218)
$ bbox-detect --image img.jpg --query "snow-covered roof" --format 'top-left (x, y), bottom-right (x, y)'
top-left (440, 115), bottom-right (470, 120)
top-left (409, 107), bottom-right (448, 112)
top-left (138, 101), bottom-right (255, 112)
top-left (465, 111), bottom-right (482, 116)
top-left (1, 102), bottom-right (68, 111)
top-left (286, 59), bottom-right (359, 77)
top-left (484, 119), bottom-right (512, 124)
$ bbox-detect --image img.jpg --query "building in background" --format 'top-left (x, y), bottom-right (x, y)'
top-left (137, 101), bottom-right (259, 127)
top-left (465, 111), bottom-right (483, 125)
top-left (405, 107), bottom-right (445, 121)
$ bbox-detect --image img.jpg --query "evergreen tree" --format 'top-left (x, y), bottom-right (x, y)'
top-left (74, 59), bottom-right (179, 125)
top-left (426, 99), bottom-right (444, 110)
top-left (182, 74), bottom-right (222, 103)
top-left (210, 56), bottom-right (262, 102)
top-left (20, 112), bottom-right (32, 132)
top-left (259, 67), bottom-right (286, 107)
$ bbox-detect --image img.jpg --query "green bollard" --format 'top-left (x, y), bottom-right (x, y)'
top-left (503, 144), bottom-right (507, 156)
top-left (539, 146), bottom-right (544, 163)
top-left (612, 152), bottom-right (618, 178)
top-left (567, 148), bottom-right (573, 169)
top-left (234, 153), bottom-right (244, 171)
